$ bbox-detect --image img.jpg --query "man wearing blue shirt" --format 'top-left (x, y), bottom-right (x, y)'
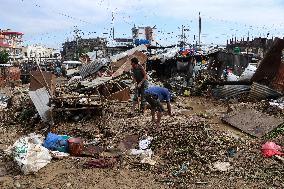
top-left (145, 86), bottom-right (172, 127)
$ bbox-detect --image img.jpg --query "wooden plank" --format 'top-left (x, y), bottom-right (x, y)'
top-left (107, 88), bottom-right (131, 102)
top-left (53, 106), bottom-right (102, 111)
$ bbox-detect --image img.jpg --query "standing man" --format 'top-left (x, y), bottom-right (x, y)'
top-left (144, 86), bottom-right (172, 127)
top-left (131, 57), bottom-right (148, 113)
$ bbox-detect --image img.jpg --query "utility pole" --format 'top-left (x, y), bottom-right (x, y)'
top-left (198, 12), bottom-right (201, 48)
top-left (112, 11), bottom-right (115, 40)
top-left (180, 25), bottom-right (189, 48)
top-left (73, 27), bottom-right (82, 60)
top-left (181, 25), bottom-right (184, 47)
top-left (247, 31), bottom-right (249, 62)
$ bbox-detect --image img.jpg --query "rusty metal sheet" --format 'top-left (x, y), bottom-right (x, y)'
top-left (132, 51), bottom-right (148, 65)
top-left (111, 57), bottom-right (128, 72)
top-left (110, 45), bottom-right (147, 62)
top-left (29, 71), bottom-right (55, 95)
top-left (222, 107), bottom-right (284, 137)
top-left (28, 87), bottom-right (51, 123)
top-left (251, 38), bottom-right (284, 85)
top-left (272, 63), bottom-right (284, 93)
top-left (112, 60), bottom-right (132, 78)
top-left (112, 51), bottom-right (147, 78)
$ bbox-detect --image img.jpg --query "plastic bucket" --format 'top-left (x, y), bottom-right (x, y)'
top-left (68, 138), bottom-right (83, 156)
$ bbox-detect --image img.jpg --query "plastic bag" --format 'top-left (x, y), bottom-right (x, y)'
top-left (261, 142), bottom-right (283, 158)
top-left (5, 133), bottom-right (52, 175)
top-left (139, 137), bottom-right (153, 150)
top-left (131, 137), bottom-right (156, 165)
top-left (239, 64), bottom-right (257, 81)
top-left (227, 72), bottom-right (239, 81)
top-left (43, 133), bottom-right (69, 152)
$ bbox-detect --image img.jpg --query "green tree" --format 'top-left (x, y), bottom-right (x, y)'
top-left (0, 50), bottom-right (9, 64)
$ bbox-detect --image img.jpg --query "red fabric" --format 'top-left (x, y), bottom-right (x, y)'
top-left (261, 142), bottom-right (284, 158)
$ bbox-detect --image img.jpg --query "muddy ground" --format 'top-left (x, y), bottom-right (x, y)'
top-left (0, 96), bottom-right (283, 189)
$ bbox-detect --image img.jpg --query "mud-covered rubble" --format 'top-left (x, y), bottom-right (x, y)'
top-left (50, 99), bottom-right (284, 188)
top-left (1, 40), bottom-right (284, 188)
top-left (0, 86), bottom-right (38, 127)
top-left (151, 120), bottom-right (283, 188)
top-left (0, 92), bottom-right (284, 188)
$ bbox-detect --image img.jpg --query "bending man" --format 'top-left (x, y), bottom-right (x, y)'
top-left (145, 86), bottom-right (172, 127)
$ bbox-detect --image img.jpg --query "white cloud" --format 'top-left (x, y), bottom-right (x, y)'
top-left (1, 0), bottom-right (283, 47)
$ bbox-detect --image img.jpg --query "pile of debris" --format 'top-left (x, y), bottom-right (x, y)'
top-left (1, 39), bottom-right (284, 189)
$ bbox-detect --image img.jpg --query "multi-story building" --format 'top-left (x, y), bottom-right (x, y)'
top-left (22, 45), bottom-right (60, 65)
top-left (61, 37), bottom-right (107, 61)
top-left (22, 45), bottom-right (56, 59)
top-left (0, 29), bottom-right (24, 60)
top-left (132, 26), bottom-right (156, 46)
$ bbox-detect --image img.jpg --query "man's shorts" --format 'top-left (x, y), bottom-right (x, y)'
top-left (145, 93), bottom-right (165, 112)
top-left (133, 81), bottom-right (148, 102)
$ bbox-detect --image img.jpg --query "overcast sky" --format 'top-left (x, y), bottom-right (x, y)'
top-left (1, 0), bottom-right (284, 48)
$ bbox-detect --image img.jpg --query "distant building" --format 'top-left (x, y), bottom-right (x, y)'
top-left (132, 26), bottom-right (156, 46)
top-left (61, 37), bottom-right (107, 61)
top-left (226, 37), bottom-right (274, 58)
top-left (22, 45), bottom-right (55, 58)
top-left (113, 38), bottom-right (133, 47)
top-left (0, 29), bottom-right (24, 60)
top-left (22, 45), bottom-right (60, 64)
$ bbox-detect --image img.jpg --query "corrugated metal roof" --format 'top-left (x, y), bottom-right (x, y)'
top-left (248, 82), bottom-right (282, 100)
top-left (213, 85), bottom-right (250, 99)
top-left (79, 58), bottom-right (110, 79)
top-left (29, 88), bottom-right (51, 122)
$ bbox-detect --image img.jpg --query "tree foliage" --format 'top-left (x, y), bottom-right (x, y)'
top-left (0, 50), bottom-right (9, 64)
